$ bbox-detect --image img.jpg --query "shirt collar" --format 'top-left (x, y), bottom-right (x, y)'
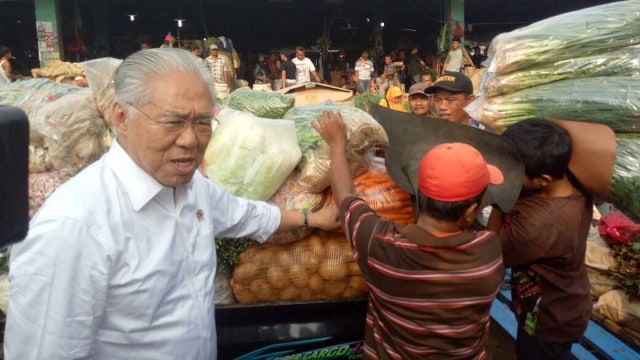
top-left (107, 140), bottom-right (190, 212)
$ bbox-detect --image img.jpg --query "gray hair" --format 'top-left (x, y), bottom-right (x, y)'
top-left (114, 48), bottom-right (216, 117)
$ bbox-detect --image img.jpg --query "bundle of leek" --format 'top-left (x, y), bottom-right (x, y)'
top-left (486, 0), bottom-right (640, 75)
top-left (468, 77), bottom-right (640, 134)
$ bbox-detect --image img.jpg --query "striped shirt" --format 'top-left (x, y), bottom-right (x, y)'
top-left (340, 197), bottom-right (505, 359)
top-left (205, 56), bottom-right (226, 83)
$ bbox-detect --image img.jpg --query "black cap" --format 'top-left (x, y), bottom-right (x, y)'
top-left (425, 71), bottom-right (473, 95)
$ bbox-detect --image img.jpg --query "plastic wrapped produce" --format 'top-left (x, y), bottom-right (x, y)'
top-left (203, 109), bottom-right (301, 200)
top-left (467, 77), bottom-right (640, 134)
top-left (611, 134), bottom-right (640, 221)
top-left (231, 231), bottom-right (368, 304)
top-left (283, 104), bottom-right (388, 192)
top-left (225, 88), bottom-right (295, 119)
top-left (484, 0), bottom-right (640, 76)
top-left (80, 57), bottom-right (122, 127)
top-left (30, 88), bottom-right (113, 176)
top-left (480, 45), bottom-right (640, 97)
top-left (353, 170), bottom-right (416, 224)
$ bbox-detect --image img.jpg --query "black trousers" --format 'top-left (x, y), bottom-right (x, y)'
top-left (516, 327), bottom-right (574, 360)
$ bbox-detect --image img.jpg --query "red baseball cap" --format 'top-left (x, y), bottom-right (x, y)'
top-left (418, 143), bottom-right (504, 201)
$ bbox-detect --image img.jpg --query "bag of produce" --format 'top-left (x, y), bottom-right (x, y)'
top-left (225, 88), bottom-right (295, 119)
top-left (611, 134), bottom-right (640, 222)
top-left (204, 109), bottom-right (301, 200)
top-left (80, 57), bottom-right (123, 127)
top-left (467, 77), bottom-right (640, 134)
top-left (353, 170), bottom-right (416, 224)
top-left (267, 171), bottom-right (328, 245)
top-left (30, 88), bottom-right (113, 176)
top-left (0, 78), bottom-right (82, 145)
top-left (230, 231), bottom-right (368, 304)
top-left (283, 104), bottom-right (388, 192)
top-left (484, 0), bottom-right (640, 76)
top-left (480, 45), bottom-right (640, 97)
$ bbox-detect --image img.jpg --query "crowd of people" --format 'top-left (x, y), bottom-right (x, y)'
top-left (4, 38), bottom-right (593, 360)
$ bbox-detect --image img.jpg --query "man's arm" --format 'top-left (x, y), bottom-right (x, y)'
top-left (311, 111), bottom-right (354, 207)
top-left (311, 70), bottom-right (321, 83)
top-left (281, 69), bottom-right (286, 89)
top-left (278, 206), bottom-right (339, 232)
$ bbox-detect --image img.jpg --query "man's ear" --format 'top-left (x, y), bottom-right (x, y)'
top-left (535, 174), bottom-right (553, 188)
top-left (459, 202), bottom-right (479, 228)
top-left (466, 94), bottom-right (475, 103)
top-left (111, 102), bottom-right (128, 135)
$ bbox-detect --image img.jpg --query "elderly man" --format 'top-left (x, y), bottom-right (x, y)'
top-left (425, 71), bottom-right (482, 128)
top-left (5, 48), bottom-right (338, 360)
top-left (407, 83), bottom-right (431, 117)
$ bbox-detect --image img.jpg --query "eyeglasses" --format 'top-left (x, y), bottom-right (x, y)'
top-left (126, 102), bottom-right (217, 135)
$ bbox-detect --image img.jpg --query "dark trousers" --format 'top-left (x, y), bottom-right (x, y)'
top-left (516, 327), bottom-right (574, 360)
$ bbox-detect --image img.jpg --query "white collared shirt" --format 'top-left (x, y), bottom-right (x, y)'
top-left (5, 141), bottom-right (280, 360)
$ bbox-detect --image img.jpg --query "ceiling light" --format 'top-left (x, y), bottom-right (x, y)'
top-left (128, 14), bottom-right (136, 22)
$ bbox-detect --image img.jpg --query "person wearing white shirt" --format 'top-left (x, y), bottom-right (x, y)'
top-left (4, 48), bottom-right (339, 360)
top-left (354, 51), bottom-right (375, 94)
top-left (291, 46), bottom-right (320, 84)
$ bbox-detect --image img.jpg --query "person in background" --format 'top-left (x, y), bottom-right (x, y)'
top-left (292, 46), bottom-right (320, 84)
top-left (339, 74), bottom-right (349, 90)
top-left (188, 42), bottom-right (203, 64)
top-left (425, 71), bottom-right (482, 128)
top-left (4, 48), bottom-right (339, 360)
top-left (0, 46), bottom-right (23, 85)
top-left (267, 52), bottom-right (279, 83)
top-left (489, 119), bottom-right (592, 360)
top-left (253, 53), bottom-right (271, 85)
top-left (205, 44), bottom-right (227, 84)
top-left (354, 50), bottom-right (375, 94)
top-left (407, 83), bottom-right (431, 118)
top-left (279, 51), bottom-right (297, 89)
top-left (313, 111), bottom-right (505, 358)
top-left (406, 47), bottom-right (426, 85)
top-left (378, 85), bottom-right (406, 113)
top-left (443, 38), bottom-right (474, 74)
top-left (420, 71), bottom-right (435, 87)
top-left (376, 54), bottom-right (396, 100)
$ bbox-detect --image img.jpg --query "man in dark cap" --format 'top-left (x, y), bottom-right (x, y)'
top-left (425, 71), bottom-right (481, 127)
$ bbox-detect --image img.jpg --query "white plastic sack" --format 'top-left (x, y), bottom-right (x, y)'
top-left (204, 109), bottom-right (301, 200)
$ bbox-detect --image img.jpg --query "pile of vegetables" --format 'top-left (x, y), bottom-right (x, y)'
top-left (230, 231), bottom-right (368, 304)
top-left (470, 0), bottom-right (640, 132)
top-left (225, 88), bottom-right (295, 119)
top-left (354, 93), bottom-right (383, 112)
top-left (464, 0), bottom-right (640, 228)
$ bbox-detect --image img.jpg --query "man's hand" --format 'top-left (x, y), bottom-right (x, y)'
top-left (311, 111), bottom-right (347, 149)
top-left (312, 111), bottom-right (354, 207)
top-left (308, 203), bottom-right (340, 231)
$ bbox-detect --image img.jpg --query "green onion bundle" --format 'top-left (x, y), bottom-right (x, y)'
top-left (612, 134), bottom-right (640, 221)
top-left (481, 45), bottom-right (640, 96)
top-left (485, 0), bottom-right (640, 76)
top-left (469, 77), bottom-right (640, 134)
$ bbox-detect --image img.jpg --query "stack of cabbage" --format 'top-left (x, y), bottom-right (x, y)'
top-left (467, 0), bottom-right (640, 221)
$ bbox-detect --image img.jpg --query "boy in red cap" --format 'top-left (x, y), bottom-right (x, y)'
top-left (313, 111), bottom-right (506, 359)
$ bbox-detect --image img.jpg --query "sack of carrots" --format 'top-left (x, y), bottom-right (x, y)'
top-left (353, 169), bottom-right (416, 224)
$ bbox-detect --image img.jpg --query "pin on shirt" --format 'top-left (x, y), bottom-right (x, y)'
top-left (196, 209), bottom-right (204, 221)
